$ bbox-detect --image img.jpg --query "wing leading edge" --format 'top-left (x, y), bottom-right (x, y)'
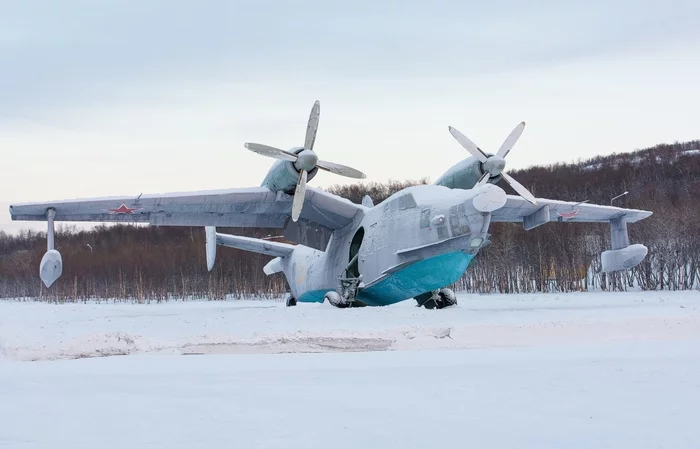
top-left (489, 195), bottom-right (653, 273)
top-left (490, 195), bottom-right (652, 226)
top-left (9, 186), bottom-right (365, 231)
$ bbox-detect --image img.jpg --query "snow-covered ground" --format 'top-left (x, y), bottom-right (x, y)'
top-left (1, 291), bottom-right (700, 448)
top-left (1, 291), bottom-right (699, 361)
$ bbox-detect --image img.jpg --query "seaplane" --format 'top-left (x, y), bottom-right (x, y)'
top-left (9, 101), bottom-right (652, 308)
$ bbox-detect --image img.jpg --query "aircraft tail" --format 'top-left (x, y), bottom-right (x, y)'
top-left (205, 226), bottom-right (294, 272)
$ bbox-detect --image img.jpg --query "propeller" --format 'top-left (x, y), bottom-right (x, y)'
top-left (448, 122), bottom-right (537, 205)
top-left (244, 100), bottom-right (366, 222)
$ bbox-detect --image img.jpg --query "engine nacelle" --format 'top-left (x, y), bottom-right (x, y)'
top-left (260, 149), bottom-right (319, 194)
top-left (436, 156), bottom-right (499, 190)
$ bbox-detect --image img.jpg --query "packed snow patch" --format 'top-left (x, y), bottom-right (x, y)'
top-left (1, 291), bottom-right (699, 361)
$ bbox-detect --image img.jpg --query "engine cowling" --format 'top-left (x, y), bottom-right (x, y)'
top-left (259, 149), bottom-right (319, 194)
top-left (435, 156), bottom-right (488, 190)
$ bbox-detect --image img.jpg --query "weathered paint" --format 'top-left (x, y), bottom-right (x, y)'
top-left (434, 156), bottom-right (488, 190)
top-left (296, 251), bottom-right (474, 306)
top-left (296, 289), bottom-right (329, 303)
top-left (9, 113), bottom-right (654, 296)
top-left (260, 154), bottom-right (318, 194)
top-left (358, 251), bottom-right (475, 306)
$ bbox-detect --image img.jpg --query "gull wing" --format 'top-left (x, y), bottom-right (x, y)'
top-left (491, 195), bottom-right (652, 226)
top-left (9, 186), bottom-right (365, 231)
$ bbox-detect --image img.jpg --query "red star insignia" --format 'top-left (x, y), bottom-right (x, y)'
top-left (557, 208), bottom-right (580, 219)
top-left (109, 203), bottom-right (141, 214)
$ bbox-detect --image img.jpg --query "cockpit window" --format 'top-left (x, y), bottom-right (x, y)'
top-left (383, 193), bottom-right (416, 215)
top-left (420, 208), bottom-right (431, 228)
top-left (399, 194), bottom-right (417, 210)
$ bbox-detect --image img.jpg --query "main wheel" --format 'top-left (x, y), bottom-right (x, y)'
top-left (415, 291), bottom-right (438, 309)
top-left (436, 288), bottom-right (457, 308)
top-left (285, 296), bottom-right (297, 307)
top-left (324, 291), bottom-right (349, 308)
top-left (415, 289), bottom-right (457, 309)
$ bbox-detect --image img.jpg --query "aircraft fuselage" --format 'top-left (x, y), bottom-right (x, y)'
top-left (278, 179), bottom-right (506, 306)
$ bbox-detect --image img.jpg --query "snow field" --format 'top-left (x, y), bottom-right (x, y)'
top-left (1, 291), bottom-right (699, 361)
top-left (1, 291), bottom-right (699, 448)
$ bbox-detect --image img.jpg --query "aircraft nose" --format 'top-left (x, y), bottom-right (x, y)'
top-left (471, 184), bottom-right (507, 212)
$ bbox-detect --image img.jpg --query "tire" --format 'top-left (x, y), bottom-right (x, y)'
top-left (285, 296), bottom-right (297, 307)
top-left (415, 291), bottom-right (438, 309)
top-left (324, 291), bottom-right (348, 308)
top-left (437, 288), bottom-right (457, 308)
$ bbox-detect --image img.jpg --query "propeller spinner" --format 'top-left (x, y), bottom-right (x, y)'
top-left (245, 101), bottom-right (366, 222)
top-left (448, 122), bottom-right (537, 205)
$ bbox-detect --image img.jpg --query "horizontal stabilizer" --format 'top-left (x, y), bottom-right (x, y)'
top-left (216, 232), bottom-right (294, 258)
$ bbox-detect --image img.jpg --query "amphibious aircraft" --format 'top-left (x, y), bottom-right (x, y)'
top-left (9, 101), bottom-right (652, 308)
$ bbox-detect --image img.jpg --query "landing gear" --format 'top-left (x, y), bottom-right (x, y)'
top-left (328, 227), bottom-right (368, 309)
top-left (438, 288), bottom-right (457, 307)
top-left (415, 288), bottom-right (457, 309)
top-left (285, 296), bottom-right (297, 307)
top-left (324, 291), bottom-right (347, 308)
top-left (324, 290), bottom-right (367, 308)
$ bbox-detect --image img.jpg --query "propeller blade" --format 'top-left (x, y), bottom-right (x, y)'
top-left (317, 160), bottom-right (367, 179)
top-left (448, 126), bottom-right (488, 163)
top-left (304, 100), bottom-right (320, 151)
top-left (476, 172), bottom-right (490, 186)
top-left (496, 121), bottom-right (525, 158)
top-left (245, 143), bottom-right (298, 162)
top-left (291, 170), bottom-right (307, 222)
top-left (502, 172), bottom-right (537, 205)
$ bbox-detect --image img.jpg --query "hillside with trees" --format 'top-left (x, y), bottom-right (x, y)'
top-left (1, 140), bottom-right (699, 301)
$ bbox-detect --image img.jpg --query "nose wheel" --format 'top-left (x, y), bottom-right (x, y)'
top-left (285, 296), bottom-right (297, 307)
top-left (324, 290), bottom-right (367, 308)
top-left (415, 288), bottom-right (457, 309)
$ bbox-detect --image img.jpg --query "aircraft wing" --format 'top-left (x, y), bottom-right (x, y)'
top-left (490, 195), bottom-right (652, 226)
top-left (9, 186), bottom-right (364, 231)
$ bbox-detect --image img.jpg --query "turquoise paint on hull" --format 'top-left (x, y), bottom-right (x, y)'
top-left (358, 251), bottom-right (474, 306)
top-left (293, 251), bottom-right (474, 307)
top-left (296, 289), bottom-right (329, 303)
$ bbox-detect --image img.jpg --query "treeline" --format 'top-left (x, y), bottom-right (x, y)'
top-left (1, 140), bottom-right (699, 301)
top-left (0, 226), bottom-right (287, 301)
top-left (455, 140), bottom-right (700, 294)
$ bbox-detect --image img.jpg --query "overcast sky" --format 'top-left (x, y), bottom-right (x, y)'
top-left (2, 0), bottom-right (699, 232)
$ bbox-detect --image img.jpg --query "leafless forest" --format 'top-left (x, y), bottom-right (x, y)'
top-left (1, 140), bottom-right (699, 301)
